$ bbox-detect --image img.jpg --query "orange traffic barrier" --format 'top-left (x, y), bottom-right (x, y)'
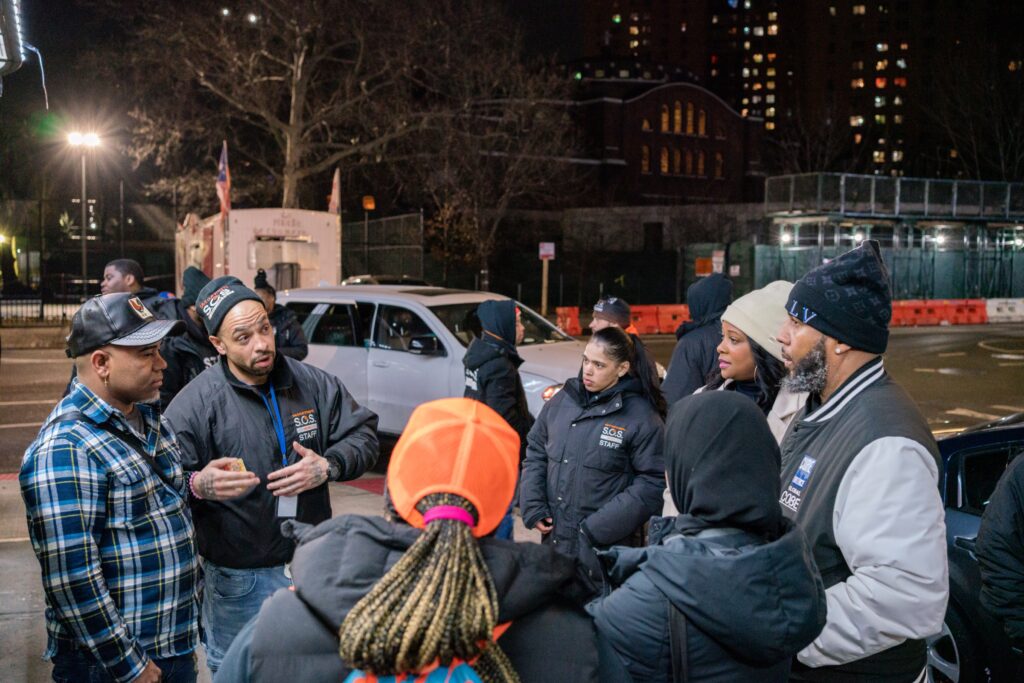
top-left (629, 305), bottom-right (661, 334)
top-left (657, 305), bottom-right (690, 334)
top-left (555, 306), bottom-right (582, 336)
top-left (942, 299), bottom-right (988, 325)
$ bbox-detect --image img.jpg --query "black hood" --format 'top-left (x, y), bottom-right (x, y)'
top-left (463, 334), bottom-right (524, 371)
top-left (282, 514), bottom-right (587, 632)
top-left (638, 521), bottom-right (826, 665)
top-left (477, 300), bottom-right (519, 348)
top-left (173, 299), bottom-right (214, 346)
top-left (679, 273), bottom-right (732, 337)
top-left (666, 391), bottom-right (783, 540)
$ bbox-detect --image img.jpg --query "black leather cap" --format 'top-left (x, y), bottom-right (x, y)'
top-left (66, 293), bottom-right (185, 358)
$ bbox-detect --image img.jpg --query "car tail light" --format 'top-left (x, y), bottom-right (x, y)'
top-left (541, 384), bottom-right (563, 401)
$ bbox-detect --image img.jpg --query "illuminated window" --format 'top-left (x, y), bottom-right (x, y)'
top-left (854, 133), bottom-right (863, 144)
top-left (743, 26), bottom-right (751, 35)
top-left (767, 53), bottom-right (777, 62)
top-left (852, 60), bottom-right (864, 70)
top-left (950, 148), bottom-right (958, 158)
top-left (674, 101), bottom-right (683, 133)
top-left (874, 95), bottom-right (886, 107)
top-left (642, 118), bottom-right (652, 132)
top-left (680, 22), bottom-right (687, 32)
top-left (714, 153), bottom-right (725, 179)
top-left (767, 81), bottom-right (776, 90)
top-left (744, 40), bottom-right (751, 50)
top-left (641, 146), bottom-right (650, 173)
top-left (742, 67), bottom-right (750, 77)
top-left (629, 40), bottom-right (640, 48)
top-left (897, 58), bottom-right (907, 69)
top-left (766, 121), bottom-right (776, 130)
top-left (768, 11), bottom-right (778, 21)
top-left (752, 82), bottom-right (763, 91)
top-left (685, 150), bottom-right (694, 174)
top-left (629, 25), bottom-right (639, 35)
top-left (893, 77), bottom-right (907, 87)
top-left (877, 43), bottom-right (889, 52)
top-left (875, 77), bottom-right (887, 88)
top-left (875, 114), bottom-right (886, 124)
top-left (712, 14), bottom-right (719, 24)
top-left (595, 69), bottom-right (605, 77)
top-left (630, 12), bottom-right (639, 21)
top-left (752, 68), bottom-right (759, 76)
top-left (661, 105), bottom-right (670, 132)
top-left (673, 149), bottom-right (682, 174)
top-left (612, 13), bottom-right (622, 23)
top-left (697, 151), bottom-right (706, 176)
top-left (698, 110), bottom-right (707, 135)
top-left (892, 150), bottom-right (904, 162)
top-left (711, 68), bottom-right (718, 77)
top-left (767, 67), bottom-right (776, 76)
top-left (893, 96), bottom-right (903, 105)
top-left (752, 95), bottom-right (762, 103)
top-left (873, 150), bottom-right (885, 163)
top-left (876, 59), bottom-right (888, 70)
top-left (851, 78), bottom-right (865, 88)
top-left (753, 53), bottom-right (764, 63)
top-left (766, 107), bottom-right (776, 117)
top-left (660, 147), bottom-right (670, 174)
top-left (753, 26), bottom-right (764, 36)
top-left (893, 114), bottom-right (904, 124)
top-left (741, 108), bottom-right (749, 117)
top-left (900, 42), bottom-right (909, 50)
top-left (742, 97), bottom-right (750, 105)
top-left (686, 102), bottom-right (695, 134)
top-left (766, 94), bottom-right (776, 103)
top-left (1009, 60), bottom-right (1023, 72)
top-left (850, 115), bottom-right (865, 127)
top-left (768, 24), bottom-right (778, 35)
top-left (830, 6), bottom-right (837, 16)
top-left (853, 4), bottom-right (867, 14)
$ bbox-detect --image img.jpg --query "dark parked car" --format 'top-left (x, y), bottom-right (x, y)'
top-left (929, 414), bottom-right (1024, 682)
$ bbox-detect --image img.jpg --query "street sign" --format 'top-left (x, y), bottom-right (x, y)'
top-left (539, 242), bottom-right (556, 260)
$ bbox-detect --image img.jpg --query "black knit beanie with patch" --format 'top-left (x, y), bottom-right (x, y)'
top-left (196, 276), bottom-right (264, 335)
top-left (786, 240), bottom-right (892, 354)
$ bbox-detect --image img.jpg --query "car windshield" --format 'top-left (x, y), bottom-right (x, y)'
top-left (431, 302), bottom-right (573, 347)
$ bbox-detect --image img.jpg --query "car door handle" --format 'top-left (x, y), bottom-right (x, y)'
top-left (954, 535), bottom-right (977, 554)
top-left (372, 360), bottom-right (390, 368)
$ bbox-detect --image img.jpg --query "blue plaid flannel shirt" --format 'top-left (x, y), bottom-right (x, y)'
top-left (20, 380), bottom-right (199, 683)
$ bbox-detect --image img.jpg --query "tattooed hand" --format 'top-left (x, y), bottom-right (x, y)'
top-left (194, 459), bottom-right (260, 501)
top-left (266, 441), bottom-right (332, 497)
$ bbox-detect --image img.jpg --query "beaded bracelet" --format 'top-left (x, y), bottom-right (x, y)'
top-left (188, 472), bottom-right (204, 500)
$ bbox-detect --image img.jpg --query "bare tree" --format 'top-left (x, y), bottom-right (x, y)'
top-left (110, 0), bottom-right (432, 208)
top-left (766, 97), bottom-right (866, 174)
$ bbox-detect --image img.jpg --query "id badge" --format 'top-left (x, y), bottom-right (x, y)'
top-left (277, 494), bottom-right (298, 518)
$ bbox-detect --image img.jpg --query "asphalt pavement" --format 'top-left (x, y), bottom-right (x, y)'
top-left (0, 324), bottom-right (1021, 680)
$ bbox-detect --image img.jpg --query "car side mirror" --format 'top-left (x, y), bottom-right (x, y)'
top-left (409, 335), bottom-right (445, 356)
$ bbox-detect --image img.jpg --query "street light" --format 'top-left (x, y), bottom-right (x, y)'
top-left (68, 131), bottom-right (101, 298)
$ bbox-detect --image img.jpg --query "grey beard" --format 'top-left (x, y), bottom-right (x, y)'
top-left (782, 339), bottom-right (829, 396)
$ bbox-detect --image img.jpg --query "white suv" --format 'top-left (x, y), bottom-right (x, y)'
top-left (278, 285), bottom-right (584, 437)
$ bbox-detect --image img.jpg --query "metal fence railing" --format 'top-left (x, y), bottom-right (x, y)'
top-left (0, 297), bottom-right (79, 326)
top-left (766, 173), bottom-right (1024, 221)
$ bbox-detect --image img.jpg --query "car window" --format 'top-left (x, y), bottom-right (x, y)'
top-left (374, 305), bottom-right (437, 352)
top-left (309, 305), bottom-right (359, 347)
top-left (958, 442), bottom-right (1024, 514)
top-left (430, 302), bottom-right (573, 347)
top-left (285, 302), bottom-right (319, 325)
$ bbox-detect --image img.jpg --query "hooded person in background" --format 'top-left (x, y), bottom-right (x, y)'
top-left (776, 241), bottom-right (947, 681)
top-left (662, 273), bottom-right (732, 404)
top-left (465, 299), bottom-right (534, 540)
top-left (215, 398), bottom-right (611, 683)
top-left (254, 269), bottom-right (308, 361)
top-left (159, 266), bottom-right (219, 408)
top-left (588, 392), bottom-right (826, 683)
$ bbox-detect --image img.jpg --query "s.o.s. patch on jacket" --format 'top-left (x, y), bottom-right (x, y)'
top-left (599, 423), bottom-right (626, 450)
top-left (292, 408), bottom-right (319, 443)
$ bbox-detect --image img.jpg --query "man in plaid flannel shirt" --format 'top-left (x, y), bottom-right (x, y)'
top-left (21, 293), bottom-right (258, 683)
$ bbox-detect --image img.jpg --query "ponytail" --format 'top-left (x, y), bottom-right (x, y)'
top-left (590, 327), bottom-right (667, 417)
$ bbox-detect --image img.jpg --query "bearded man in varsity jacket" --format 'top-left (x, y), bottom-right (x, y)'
top-left (775, 241), bottom-right (948, 682)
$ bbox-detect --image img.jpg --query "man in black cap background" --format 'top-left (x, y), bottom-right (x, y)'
top-left (775, 241), bottom-right (948, 681)
top-left (159, 266), bottom-right (219, 407)
top-left (253, 268), bottom-right (308, 360)
top-left (164, 275), bottom-right (379, 675)
top-left (20, 293), bottom-right (258, 683)
top-left (588, 296), bottom-right (638, 334)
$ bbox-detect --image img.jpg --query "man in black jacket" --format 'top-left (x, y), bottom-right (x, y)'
top-left (254, 268), bottom-right (308, 360)
top-left (976, 455), bottom-right (1024, 672)
top-left (164, 276), bottom-right (378, 675)
top-left (464, 299), bottom-right (533, 539)
top-left (661, 273), bottom-right (732, 404)
top-left (159, 266), bottom-right (218, 408)
top-left (100, 258), bottom-right (174, 319)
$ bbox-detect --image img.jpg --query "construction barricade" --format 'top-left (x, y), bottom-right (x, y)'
top-left (629, 305), bottom-right (662, 334)
top-left (986, 298), bottom-right (1024, 324)
top-left (657, 305), bottom-right (690, 335)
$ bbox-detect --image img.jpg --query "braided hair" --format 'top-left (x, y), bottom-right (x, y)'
top-left (338, 492), bottom-right (520, 682)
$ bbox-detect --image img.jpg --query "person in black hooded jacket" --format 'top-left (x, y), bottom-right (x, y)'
top-left (159, 266), bottom-right (219, 408)
top-left (254, 269), bottom-right (309, 361)
top-left (662, 273), bottom-right (732, 404)
top-left (587, 391), bottom-right (826, 683)
top-left (464, 299), bottom-right (534, 450)
top-left (519, 326), bottom-right (666, 592)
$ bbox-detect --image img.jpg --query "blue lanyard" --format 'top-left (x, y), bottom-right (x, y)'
top-left (258, 384), bottom-right (289, 468)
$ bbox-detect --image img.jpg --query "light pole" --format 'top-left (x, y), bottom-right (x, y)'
top-left (68, 132), bottom-right (101, 298)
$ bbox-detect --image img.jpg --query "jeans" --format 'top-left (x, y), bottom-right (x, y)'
top-left (201, 561), bottom-right (292, 674)
top-left (51, 649), bottom-right (197, 683)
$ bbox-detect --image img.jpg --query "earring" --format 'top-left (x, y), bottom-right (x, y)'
top-left (103, 376), bottom-right (110, 387)
top-left (835, 348), bottom-right (843, 355)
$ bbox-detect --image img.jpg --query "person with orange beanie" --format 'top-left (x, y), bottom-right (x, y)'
top-left (216, 398), bottom-right (620, 683)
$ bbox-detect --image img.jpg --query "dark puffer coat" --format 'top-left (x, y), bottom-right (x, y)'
top-left (214, 514), bottom-right (609, 683)
top-left (587, 518), bottom-right (827, 683)
top-left (977, 455), bottom-right (1024, 649)
top-left (159, 299), bottom-right (219, 408)
top-left (519, 375), bottom-right (664, 588)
